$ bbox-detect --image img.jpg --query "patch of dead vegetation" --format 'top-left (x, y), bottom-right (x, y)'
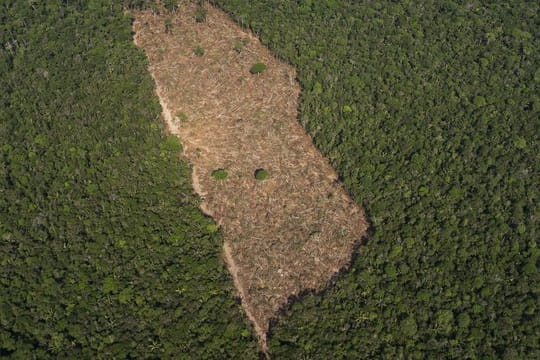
top-left (133, 2), bottom-right (367, 355)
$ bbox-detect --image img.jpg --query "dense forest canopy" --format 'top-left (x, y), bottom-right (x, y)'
top-left (0, 1), bottom-right (257, 358)
top-left (1, 0), bottom-right (538, 358)
top-left (212, 0), bottom-right (540, 358)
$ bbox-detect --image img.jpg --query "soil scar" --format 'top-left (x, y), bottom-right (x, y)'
top-left (133, 3), bottom-right (368, 356)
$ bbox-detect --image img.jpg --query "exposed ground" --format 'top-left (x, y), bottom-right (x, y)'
top-left (133, 3), bottom-right (367, 354)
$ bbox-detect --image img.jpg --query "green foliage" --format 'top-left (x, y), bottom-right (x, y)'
top-left (249, 62), bottom-right (267, 74)
top-left (215, 0), bottom-right (540, 358)
top-left (254, 168), bottom-right (269, 181)
top-left (161, 135), bottom-right (183, 153)
top-left (401, 316), bottom-right (418, 337)
top-left (195, 2), bottom-right (207, 23)
top-left (176, 111), bottom-right (188, 121)
top-left (194, 44), bottom-right (205, 57)
top-left (163, 0), bottom-right (179, 12)
top-left (0, 1), bottom-right (257, 358)
top-left (211, 168), bottom-right (228, 180)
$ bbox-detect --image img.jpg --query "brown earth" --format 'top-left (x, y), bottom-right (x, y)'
top-left (132, 2), bottom-right (367, 355)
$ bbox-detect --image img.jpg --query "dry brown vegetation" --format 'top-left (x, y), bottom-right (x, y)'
top-left (133, 2), bottom-right (367, 353)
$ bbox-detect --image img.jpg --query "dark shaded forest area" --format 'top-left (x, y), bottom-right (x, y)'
top-left (0, 1), bottom-right (257, 358)
top-left (213, 0), bottom-right (539, 358)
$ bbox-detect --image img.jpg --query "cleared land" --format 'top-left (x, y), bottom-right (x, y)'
top-left (133, 3), bottom-right (367, 352)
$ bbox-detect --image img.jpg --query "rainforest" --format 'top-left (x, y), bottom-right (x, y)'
top-left (1, 0), bottom-right (538, 359)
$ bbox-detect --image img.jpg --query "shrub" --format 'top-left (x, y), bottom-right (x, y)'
top-left (250, 62), bottom-right (267, 74)
top-left (194, 45), bottom-right (205, 57)
top-left (254, 168), bottom-right (269, 180)
top-left (211, 168), bottom-right (228, 180)
top-left (195, 3), bottom-right (207, 23)
top-left (163, 0), bottom-right (178, 12)
top-left (176, 111), bottom-right (188, 121)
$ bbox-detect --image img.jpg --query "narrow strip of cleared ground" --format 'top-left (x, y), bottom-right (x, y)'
top-left (133, 3), bottom-right (367, 354)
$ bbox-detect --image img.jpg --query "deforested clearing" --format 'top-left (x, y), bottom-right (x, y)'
top-left (133, 3), bottom-right (367, 353)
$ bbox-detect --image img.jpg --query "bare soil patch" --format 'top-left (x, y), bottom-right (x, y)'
top-left (133, 2), bottom-right (367, 354)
